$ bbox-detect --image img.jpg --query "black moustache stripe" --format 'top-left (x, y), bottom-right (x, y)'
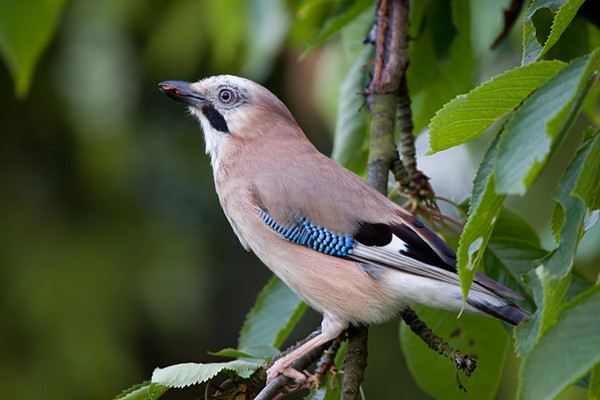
top-left (201, 104), bottom-right (229, 133)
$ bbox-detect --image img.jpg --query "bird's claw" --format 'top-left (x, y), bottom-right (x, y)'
top-left (303, 369), bottom-right (322, 390)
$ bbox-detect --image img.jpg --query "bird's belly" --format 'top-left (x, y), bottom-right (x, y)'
top-left (248, 231), bottom-right (404, 325)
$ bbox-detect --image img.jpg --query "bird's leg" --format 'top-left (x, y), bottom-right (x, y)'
top-left (266, 333), bottom-right (334, 383)
top-left (266, 314), bottom-right (347, 384)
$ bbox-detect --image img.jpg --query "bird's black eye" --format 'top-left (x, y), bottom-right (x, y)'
top-left (219, 88), bottom-right (235, 104)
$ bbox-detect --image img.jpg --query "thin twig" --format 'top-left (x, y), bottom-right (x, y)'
top-left (314, 336), bottom-right (343, 378)
top-left (491, 0), bottom-right (525, 49)
top-left (401, 308), bottom-right (477, 392)
top-left (365, 0), bottom-right (408, 194)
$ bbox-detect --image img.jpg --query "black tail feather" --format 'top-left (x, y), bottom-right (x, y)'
top-left (467, 297), bottom-right (533, 326)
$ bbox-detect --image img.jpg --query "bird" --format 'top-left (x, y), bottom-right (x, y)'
top-left (158, 75), bottom-right (532, 383)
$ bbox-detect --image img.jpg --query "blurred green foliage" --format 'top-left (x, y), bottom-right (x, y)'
top-left (1, 0), bottom-right (599, 399)
top-left (0, 0), bottom-right (68, 97)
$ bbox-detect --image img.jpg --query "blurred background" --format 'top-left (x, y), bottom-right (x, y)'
top-left (1, 1), bottom-right (598, 399)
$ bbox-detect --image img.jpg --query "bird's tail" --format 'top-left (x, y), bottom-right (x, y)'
top-left (466, 290), bottom-right (532, 326)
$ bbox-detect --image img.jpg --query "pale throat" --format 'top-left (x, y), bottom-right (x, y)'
top-left (190, 107), bottom-right (228, 169)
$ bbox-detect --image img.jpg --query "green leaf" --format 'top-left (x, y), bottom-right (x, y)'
top-left (518, 285), bottom-right (600, 400)
top-left (457, 135), bottom-right (506, 300)
top-left (488, 207), bottom-right (541, 248)
top-left (407, 0), bottom-right (473, 134)
top-left (151, 360), bottom-right (260, 388)
top-left (583, 73), bottom-right (600, 124)
top-left (550, 197), bottom-right (565, 241)
top-left (590, 362), bottom-right (600, 400)
top-left (522, 0), bottom-right (586, 65)
top-left (514, 265), bottom-right (572, 358)
top-left (515, 132), bottom-right (600, 356)
top-left (238, 275), bottom-right (307, 350)
top-left (0, 0), bottom-right (68, 97)
top-left (209, 346), bottom-right (279, 361)
top-left (113, 381), bottom-right (169, 400)
top-left (572, 128), bottom-right (600, 212)
top-left (302, 0), bottom-right (372, 53)
top-left (543, 10), bottom-right (600, 63)
top-left (400, 307), bottom-right (509, 400)
top-left (483, 208), bottom-right (546, 312)
top-left (304, 384), bottom-right (342, 400)
top-left (428, 61), bottom-right (565, 154)
top-left (495, 50), bottom-right (600, 195)
top-left (546, 133), bottom-right (600, 279)
top-left (331, 45), bottom-right (372, 175)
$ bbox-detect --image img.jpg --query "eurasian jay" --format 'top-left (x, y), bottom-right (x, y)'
top-left (158, 75), bottom-right (531, 383)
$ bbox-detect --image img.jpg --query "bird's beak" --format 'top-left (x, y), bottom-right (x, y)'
top-left (158, 81), bottom-right (206, 106)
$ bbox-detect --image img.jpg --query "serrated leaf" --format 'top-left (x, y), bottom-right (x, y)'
top-left (518, 285), bottom-right (600, 400)
top-left (151, 360), bottom-right (260, 388)
top-left (0, 0), bottom-right (68, 97)
top-left (457, 135), bottom-right (506, 300)
top-left (522, 0), bottom-right (586, 65)
top-left (428, 60), bottom-right (565, 154)
top-left (238, 275), bottom-right (306, 350)
top-left (482, 208), bottom-right (546, 312)
top-left (495, 50), bottom-right (600, 195)
top-left (515, 133), bottom-right (600, 356)
top-left (572, 128), bottom-right (600, 212)
top-left (331, 45), bottom-right (372, 175)
top-left (408, 0), bottom-right (473, 134)
top-left (303, 0), bottom-right (372, 53)
top-left (545, 133), bottom-right (600, 279)
top-left (583, 75), bottom-right (600, 124)
top-left (113, 381), bottom-right (169, 400)
top-left (400, 307), bottom-right (509, 400)
top-left (513, 264), bottom-right (572, 358)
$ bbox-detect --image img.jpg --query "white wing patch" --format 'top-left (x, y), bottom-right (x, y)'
top-left (350, 232), bottom-right (494, 296)
top-left (388, 234), bottom-right (407, 252)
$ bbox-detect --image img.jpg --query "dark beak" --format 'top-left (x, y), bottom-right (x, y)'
top-left (158, 80), bottom-right (206, 106)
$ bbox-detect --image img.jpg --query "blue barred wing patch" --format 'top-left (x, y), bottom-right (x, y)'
top-left (258, 209), bottom-right (354, 256)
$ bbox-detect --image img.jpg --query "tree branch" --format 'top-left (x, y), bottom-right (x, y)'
top-left (314, 336), bottom-right (343, 378)
top-left (362, 0), bottom-right (474, 396)
top-left (342, 0), bottom-right (412, 398)
top-left (401, 308), bottom-right (477, 392)
top-left (342, 326), bottom-right (369, 399)
top-left (398, 82), bottom-right (433, 202)
top-left (366, 0), bottom-right (408, 194)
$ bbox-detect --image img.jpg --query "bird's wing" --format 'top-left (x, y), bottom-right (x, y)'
top-left (255, 206), bottom-right (521, 299)
top-left (348, 220), bottom-right (521, 298)
top-left (249, 156), bottom-right (521, 300)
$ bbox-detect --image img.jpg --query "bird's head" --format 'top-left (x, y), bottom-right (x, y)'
top-left (159, 75), bottom-right (298, 167)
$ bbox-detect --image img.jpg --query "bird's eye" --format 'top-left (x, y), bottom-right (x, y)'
top-left (219, 89), bottom-right (235, 104)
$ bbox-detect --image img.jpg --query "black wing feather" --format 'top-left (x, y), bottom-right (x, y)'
top-left (353, 220), bottom-right (523, 300)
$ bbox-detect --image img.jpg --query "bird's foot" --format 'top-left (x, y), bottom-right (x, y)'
top-left (303, 369), bottom-right (322, 390)
top-left (266, 357), bottom-right (307, 384)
